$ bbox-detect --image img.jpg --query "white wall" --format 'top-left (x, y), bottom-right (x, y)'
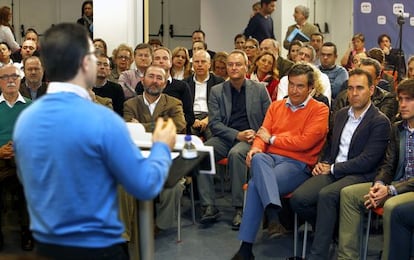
top-left (94, 0), bottom-right (144, 56)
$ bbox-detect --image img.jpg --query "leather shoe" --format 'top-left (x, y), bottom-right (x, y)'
top-left (231, 252), bottom-right (255, 260)
top-left (232, 208), bottom-right (243, 230)
top-left (267, 221), bottom-right (289, 239)
top-left (200, 205), bottom-right (219, 224)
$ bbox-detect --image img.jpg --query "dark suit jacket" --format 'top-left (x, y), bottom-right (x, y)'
top-left (19, 81), bottom-right (48, 100)
top-left (208, 79), bottom-right (271, 144)
top-left (93, 81), bottom-right (125, 117)
top-left (321, 104), bottom-right (391, 180)
top-left (136, 78), bottom-right (194, 133)
top-left (277, 56), bottom-right (294, 78)
top-left (374, 121), bottom-right (414, 194)
top-left (123, 94), bottom-right (186, 134)
top-left (184, 73), bottom-right (224, 105)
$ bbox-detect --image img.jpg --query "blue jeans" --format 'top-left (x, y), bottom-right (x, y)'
top-left (238, 153), bottom-right (310, 243)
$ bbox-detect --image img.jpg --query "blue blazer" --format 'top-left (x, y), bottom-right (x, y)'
top-left (321, 104), bottom-right (391, 180)
top-left (207, 79), bottom-right (271, 145)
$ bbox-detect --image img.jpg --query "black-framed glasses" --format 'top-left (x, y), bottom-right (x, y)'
top-left (0, 73), bottom-right (20, 81)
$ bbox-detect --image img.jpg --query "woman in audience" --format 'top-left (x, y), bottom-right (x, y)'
top-left (93, 38), bottom-right (108, 56)
top-left (109, 43), bottom-right (133, 82)
top-left (234, 34), bottom-right (246, 50)
top-left (287, 40), bottom-right (303, 61)
top-left (148, 38), bottom-right (162, 50)
top-left (341, 33), bottom-right (366, 71)
top-left (76, 1), bottom-right (93, 38)
top-left (0, 6), bottom-right (19, 52)
top-left (0, 42), bottom-right (13, 67)
top-left (212, 51), bottom-right (228, 80)
top-left (407, 56), bottom-right (414, 79)
top-left (247, 51), bottom-right (279, 100)
top-left (243, 38), bottom-right (260, 70)
top-left (171, 46), bottom-right (191, 80)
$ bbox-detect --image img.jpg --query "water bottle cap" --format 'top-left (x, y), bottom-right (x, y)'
top-left (184, 135), bottom-right (192, 141)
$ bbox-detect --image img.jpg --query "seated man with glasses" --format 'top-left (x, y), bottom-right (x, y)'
top-left (0, 64), bottom-right (33, 251)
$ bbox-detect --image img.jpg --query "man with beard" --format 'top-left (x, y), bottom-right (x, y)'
top-left (93, 53), bottom-right (125, 116)
top-left (124, 64), bottom-right (186, 236)
top-left (124, 65), bottom-right (186, 133)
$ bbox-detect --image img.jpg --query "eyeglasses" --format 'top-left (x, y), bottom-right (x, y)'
top-left (244, 45), bottom-right (257, 50)
top-left (0, 73), bottom-right (20, 81)
top-left (117, 55), bottom-right (131, 60)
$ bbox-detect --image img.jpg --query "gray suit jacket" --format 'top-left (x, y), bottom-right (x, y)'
top-left (123, 94), bottom-right (186, 134)
top-left (208, 79), bottom-right (271, 144)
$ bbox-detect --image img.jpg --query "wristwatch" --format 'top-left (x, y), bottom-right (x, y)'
top-left (387, 185), bottom-right (393, 196)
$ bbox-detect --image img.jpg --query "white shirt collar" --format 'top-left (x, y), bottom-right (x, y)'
top-left (47, 82), bottom-right (92, 101)
top-left (0, 92), bottom-right (27, 108)
top-left (194, 73), bottom-right (210, 84)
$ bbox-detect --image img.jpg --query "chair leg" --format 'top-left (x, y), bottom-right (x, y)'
top-left (302, 221), bottom-right (308, 259)
top-left (362, 210), bottom-right (372, 260)
top-left (190, 181), bottom-right (195, 224)
top-left (177, 195), bottom-right (181, 242)
top-left (293, 212), bottom-right (298, 257)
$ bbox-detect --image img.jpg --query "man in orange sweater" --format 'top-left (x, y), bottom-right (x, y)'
top-left (232, 63), bottom-right (329, 260)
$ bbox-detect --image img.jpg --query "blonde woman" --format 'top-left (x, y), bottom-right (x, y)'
top-left (247, 51), bottom-right (279, 100)
top-left (171, 46), bottom-right (191, 80)
top-left (212, 51), bottom-right (228, 80)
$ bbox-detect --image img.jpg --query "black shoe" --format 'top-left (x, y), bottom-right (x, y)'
top-left (21, 229), bottom-right (34, 251)
top-left (232, 209), bottom-right (243, 230)
top-left (200, 205), bottom-right (220, 224)
top-left (231, 252), bottom-right (255, 260)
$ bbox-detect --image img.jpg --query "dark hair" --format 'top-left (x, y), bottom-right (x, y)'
top-left (234, 33), bottom-right (246, 43)
top-left (261, 0), bottom-right (277, 6)
top-left (377, 34), bottom-right (391, 45)
top-left (147, 38), bottom-right (162, 47)
top-left (81, 1), bottom-right (93, 16)
top-left (288, 40), bottom-right (303, 60)
top-left (93, 38), bottom-right (107, 55)
top-left (192, 30), bottom-right (205, 38)
top-left (40, 23), bottom-right (90, 81)
top-left (321, 42), bottom-right (337, 56)
top-left (311, 32), bottom-right (324, 41)
top-left (397, 78), bottom-right (414, 98)
top-left (360, 57), bottom-right (382, 78)
top-left (288, 63), bottom-right (315, 87)
top-left (352, 33), bottom-right (365, 43)
top-left (25, 28), bottom-right (39, 36)
top-left (0, 6), bottom-right (11, 27)
top-left (348, 68), bottom-right (373, 87)
top-left (192, 40), bottom-right (207, 50)
top-left (134, 43), bottom-right (153, 56)
top-left (367, 48), bottom-right (385, 65)
top-left (22, 55), bottom-right (42, 68)
top-left (0, 41), bottom-right (10, 50)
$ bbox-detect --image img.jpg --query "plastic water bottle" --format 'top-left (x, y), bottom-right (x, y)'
top-left (181, 135), bottom-right (198, 159)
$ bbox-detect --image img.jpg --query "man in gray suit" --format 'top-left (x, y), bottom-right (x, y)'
top-left (197, 50), bottom-right (271, 230)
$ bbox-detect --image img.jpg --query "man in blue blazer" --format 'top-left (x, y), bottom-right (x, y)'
top-left (197, 50), bottom-right (271, 230)
top-left (290, 68), bottom-right (391, 260)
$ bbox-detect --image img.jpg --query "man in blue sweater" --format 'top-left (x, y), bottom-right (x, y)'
top-left (13, 23), bottom-right (177, 259)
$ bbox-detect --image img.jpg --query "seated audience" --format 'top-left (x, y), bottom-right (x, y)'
top-left (196, 50), bottom-right (270, 230)
top-left (109, 43), bottom-right (133, 82)
top-left (135, 47), bottom-right (194, 134)
top-left (247, 51), bottom-right (279, 100)
top-left (234, 34), bottom-right (246, 50)
top-left (287, 40), bottom-right (303, 62)
top-left (333, 57), bottom-right (398, 121)
top-left (148, 38), bottom-right (162, 50)
top-left (259, 38), bottom-right (294, 78)
top-left (119, 43), bottom-right (153, 99)
top-left (0, 64), bottom-right (33, 251)
top-left (310, 32), bottom-right (324, 66)
top-left (19, 56), bottom-right (47, 100)
top-left (338, 78), bottom-right (414, 260)
top-left (232, 63), bottom-right (329, 260)
top-left (243, 38), bottom-right (260, 70)
top-left (212, 51), bottom-right (228, 80)
top-left (93, 53), bottom-right (125, 116)
top-left (184, 50), bottom-right (224, 140)
top-left (290, 69), bottom-right (391, 260)
top-left (318, 42), bottom-right (348, 100)
top-left (378, 33), bottom-right (406, 77)
top-left (367, 47), bottom-right (395, 92)
top-left (170, 46), bottom-right (191, 80)
top-left (188, 30), bottom-right (215, 59)
top-left (341, 33), bottom-right (366, 71)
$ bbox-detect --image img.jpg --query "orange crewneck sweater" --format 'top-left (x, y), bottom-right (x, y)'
top-left (252, 98), bottom-right (329, 167)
